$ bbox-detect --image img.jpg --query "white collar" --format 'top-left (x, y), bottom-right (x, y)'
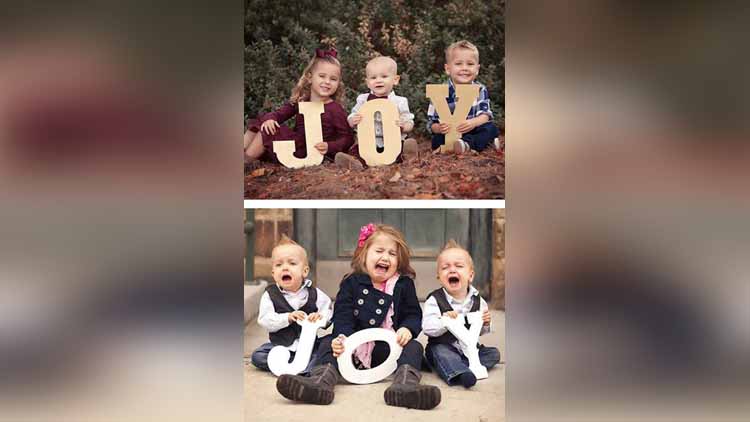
top-left (442, 285), bottom-right (479, 304)
top-left (278, 278), bottom-right (313, 294)
top-left (369, 90), bottom-right (395, 98)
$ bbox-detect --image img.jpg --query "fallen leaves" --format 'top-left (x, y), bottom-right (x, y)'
top-left (245, 138), bottom-right (504, 199)
top-left (414, 193), bottom-right (443, 199)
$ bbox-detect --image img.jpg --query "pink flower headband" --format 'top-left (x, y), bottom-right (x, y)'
top-left (357, 223), bottom-right (376, 248)
top-left (315, 48), bottom-right (338, 59)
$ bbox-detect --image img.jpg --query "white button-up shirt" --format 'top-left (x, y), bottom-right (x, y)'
top-left (257, 279), bottom-right (332, 351)
top-left (422, 285), bottom-right (491, 352)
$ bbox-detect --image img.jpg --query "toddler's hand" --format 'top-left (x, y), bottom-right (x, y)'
top-left (260, 119), bottom-right (279, 135)
top-left (395, 327), bottom-right (412, 346)
top-left (288, 310), bottom-right (307, 323)
top-left (456, 120), bottom-right (475, 134)
top-left (349, 113), bottom-right (363, 127)
top-left (432, 122), bottom-right (451, 134)
top-left (443, 311), bottom-right (458, 319)
top-left (331, 335), bottom-right (346, 357)
top-left (398, 120), bottom-right (413, 133)
top-left (314, 142), bottom-right (328, 154)
top-left (482, 310), bottom-right (491, 325)
top-left (307, 312), bottom-right (322, 323)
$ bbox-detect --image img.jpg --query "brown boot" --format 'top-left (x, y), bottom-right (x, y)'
top-left (334, 152), bottom-right (364, 170)
top-left (276, 363), bottom-right (339, 405)
top-left (402, 138), bottom-right (418, 160)
top-left (384, 364), bottom-right (441, 410)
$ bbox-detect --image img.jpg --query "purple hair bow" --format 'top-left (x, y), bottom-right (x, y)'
top-left (315, 48), bottom-right (338, 59)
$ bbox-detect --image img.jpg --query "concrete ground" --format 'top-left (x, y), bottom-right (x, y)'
top-left (244, 307), bottom-right (505, 422)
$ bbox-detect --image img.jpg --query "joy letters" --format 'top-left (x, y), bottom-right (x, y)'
top-left (272, 84), bottom-right (479, 167)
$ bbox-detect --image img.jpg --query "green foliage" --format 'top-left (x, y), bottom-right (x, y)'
top-left (245, 0), bottom-right (505, 135)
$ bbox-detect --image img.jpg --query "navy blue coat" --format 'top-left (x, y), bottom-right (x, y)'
top-left (332, 272), bottom-right (422, 339)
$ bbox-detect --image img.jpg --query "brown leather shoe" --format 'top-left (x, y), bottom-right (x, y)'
top-left (383, 364), bottom-right (441, 410)
top-left (276, 364), bottom-right (339, 405)
top-left (402, 138), bottom-right (418, 160)
top-left (334, 152), bottom-right (364, 170)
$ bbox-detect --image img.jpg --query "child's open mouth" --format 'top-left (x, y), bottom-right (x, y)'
top-left (448, 275), bottom-right (460, 287)
top-left (282, 274), bottom-right (292, 282)
top-left (375, 262), bottom-right (390, 274)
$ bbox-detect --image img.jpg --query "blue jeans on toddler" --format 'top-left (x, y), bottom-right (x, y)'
top-left (251, 338), bottom-right (321, 375)
top-left (424, 342), bottom-right (501, 386)
top-left (431, 121), bottom-right (500, 151)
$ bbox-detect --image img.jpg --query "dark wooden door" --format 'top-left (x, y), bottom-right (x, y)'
top-left (295, 209), bottom-right (492, 301)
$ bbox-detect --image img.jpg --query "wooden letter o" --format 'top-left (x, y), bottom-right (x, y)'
top-left (337, 328), bottom-right (404, 384)
top-left (356, 99), bottom-right (402, 166)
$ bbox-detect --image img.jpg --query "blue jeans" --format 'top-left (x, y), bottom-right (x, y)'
top-left (251, 339), bottom-right (321, 375)
top-left (431, 121), bottom-right (499, 151)
top-left (425, 342), bottom-right (501, 386)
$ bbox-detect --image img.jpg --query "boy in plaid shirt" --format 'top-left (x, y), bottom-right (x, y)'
top-left (427, 40), bottom-right (501, 154)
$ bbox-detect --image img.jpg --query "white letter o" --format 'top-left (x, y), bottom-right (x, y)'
top-left (336, 328), bottom-right (403, 384)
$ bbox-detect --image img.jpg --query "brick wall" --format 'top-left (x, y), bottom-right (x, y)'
top-left (253, 209), bottom-right (293, 280)
top-left (491, 209), bottom-right (506, 310)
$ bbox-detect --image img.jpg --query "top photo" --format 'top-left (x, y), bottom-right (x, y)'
top-left (244, 0), bottom-right (505, 199)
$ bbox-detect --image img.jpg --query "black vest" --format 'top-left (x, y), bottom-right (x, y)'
top-left (266, 284), bottom-right (318, 347)
top-left (426, 288), bottom-right (481, 347)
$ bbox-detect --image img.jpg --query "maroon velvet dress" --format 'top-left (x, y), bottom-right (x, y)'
top-left (248, 101), bottom-right (354, 163)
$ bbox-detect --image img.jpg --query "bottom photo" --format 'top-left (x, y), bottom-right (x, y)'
top-left (243, 208), bottom-right (505, 421)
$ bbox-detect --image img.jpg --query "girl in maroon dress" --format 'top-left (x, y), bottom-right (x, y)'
top-left (244, 49), bottom-right (354, 164)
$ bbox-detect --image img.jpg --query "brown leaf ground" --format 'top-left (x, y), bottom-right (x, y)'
top-left (245, 140), bottom-right (504, 199)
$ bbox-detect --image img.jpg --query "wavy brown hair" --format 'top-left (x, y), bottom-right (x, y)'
top-left (289, 55), bottom-right (345, 105)
top-left (350, 224), bottom-right (415, 279)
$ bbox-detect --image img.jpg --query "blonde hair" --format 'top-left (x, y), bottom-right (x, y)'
top-left (272, 234), bottom-right (308, 265)
top-left (366, 56), bottom-right (398, 76)
top-left (350, 224), bottom-right (415, 278)
top-left (289, 55), bottom-right (346, 105)
top-left (445, 40), bottom-right (480, 63)
top-left (437, 239), bottom-right (474, 269)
